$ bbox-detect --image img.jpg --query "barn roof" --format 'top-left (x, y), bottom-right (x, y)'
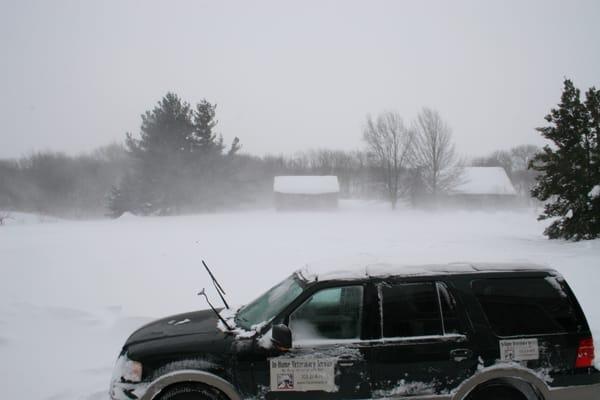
top-left (273, 176), bottom-right (340, 195)
top-left (452, 167), bottom-right (517, 195)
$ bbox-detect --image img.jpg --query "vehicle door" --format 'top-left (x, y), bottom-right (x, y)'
top-left (366, 280), bottom-right (479, 397)
top-left (255, 283), bottom-right (371, 400)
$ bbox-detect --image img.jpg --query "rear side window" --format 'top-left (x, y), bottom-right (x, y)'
top-left (472, 277), bottom-right (580, 336)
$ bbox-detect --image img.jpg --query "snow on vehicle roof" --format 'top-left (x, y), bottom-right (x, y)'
top-left (452, 167), bottom-right (517, 195)
top-left (273, 175), bottom-right (340, 195)
top-left (298, 262), bottom-right (553, 282)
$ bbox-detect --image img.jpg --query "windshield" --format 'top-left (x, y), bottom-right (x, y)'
top-left (235, 274), bottom-right (304, 330)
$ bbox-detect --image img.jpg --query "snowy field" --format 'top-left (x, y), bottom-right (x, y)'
top-left (1, 202), bottom-right (599, 400)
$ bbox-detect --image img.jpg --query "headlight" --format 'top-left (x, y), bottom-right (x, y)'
top-left (112, 353), bottom-right (143, 383)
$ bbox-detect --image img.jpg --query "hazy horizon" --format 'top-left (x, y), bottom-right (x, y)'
top-left (2, 0), bottom-right (599, 159)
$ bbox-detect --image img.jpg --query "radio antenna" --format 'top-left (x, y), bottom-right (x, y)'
top-left (198, 288), bottom-right (232, 330)
top-left (202, 260), bottom-right (230, 309)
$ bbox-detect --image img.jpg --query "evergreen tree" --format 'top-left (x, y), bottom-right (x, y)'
top-left (193, 100), bottom-right (223, 153)
top-left (106, 185), bottom-right (125, 218)
top-left (107, 173), bottom-right (138, 218)
top-left (111, 93), bottom-right (240, 216)
top-left (529, 79), bottom-right (600, 240)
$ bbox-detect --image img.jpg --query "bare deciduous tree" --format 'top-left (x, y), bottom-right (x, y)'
top-left (510, 144), bottom-right (540, 171)
top-left (472, 149), bottom-right (514, 175)
top-left (510, 144), bottom-right (541, 197)
top-left (363, 112), bottom-right (415, 209)
top-left (413, 108), bottom-right (462, 197)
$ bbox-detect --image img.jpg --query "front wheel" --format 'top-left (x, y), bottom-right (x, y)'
top-left (157, 383), bottom-right (228, 400)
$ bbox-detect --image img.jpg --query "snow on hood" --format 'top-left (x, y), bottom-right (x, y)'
top-left (125, 309), bottom-right (221, 346)
top-left (217, 306), bottom-right (265, 340)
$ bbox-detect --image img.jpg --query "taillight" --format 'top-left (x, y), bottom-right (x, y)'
top-left (575, 337), bottom-right (595, 368)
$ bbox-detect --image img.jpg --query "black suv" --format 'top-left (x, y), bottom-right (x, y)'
top-left (109, 263), bottom-right (599, 400)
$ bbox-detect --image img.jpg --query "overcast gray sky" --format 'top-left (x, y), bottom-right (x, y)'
top-left (1, 0), bottom-right (599, 159)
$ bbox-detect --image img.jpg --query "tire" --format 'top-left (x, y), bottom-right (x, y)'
top-left (467, 384), bottom-right (528, 400)
top-left (157, 383), bottom-right (228, 400)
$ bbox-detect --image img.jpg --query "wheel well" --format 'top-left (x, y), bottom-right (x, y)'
top-left (143, 370), bottom-right (241, 400)
top-left (154, 382), bottom-right (230, 400)
top-left (465, 377), bottom-right (543, 400)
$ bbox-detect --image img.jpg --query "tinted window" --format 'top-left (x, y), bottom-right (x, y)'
top-left (381, 282), bottom-right (442, 338)
top-left (289, 286), bottom-right (363, 342)
top-left (472, 277), bottom-right (580, 336)
top-left (438, 282), bottom-right (462, 334)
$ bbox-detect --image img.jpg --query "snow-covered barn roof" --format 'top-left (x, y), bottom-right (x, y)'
top-left (452, 167), bottom-right (517, 196)
top-left (273, 176), bottom-right (340, 195)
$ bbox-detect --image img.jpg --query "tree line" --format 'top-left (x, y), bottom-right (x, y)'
top-left (0, 120), bottom-right (536, 218)
top-left (0, 144), bottom-right (130, 216)
top-left (0, 94), bottom-right (538, 216)
top-left (1, 79), bottom-right (598, 240)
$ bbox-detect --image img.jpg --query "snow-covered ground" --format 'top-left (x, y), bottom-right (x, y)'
top-left (0, 201), bottom-right (599, 400)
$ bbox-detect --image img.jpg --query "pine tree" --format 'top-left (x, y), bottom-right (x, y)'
top-left (106, 185), bottom-right (126, 218)
top-left (107, 173), bottom-right (138, 218)
top-left (110, 93), bottom-right (241, 216)
top-left (193, 100), bottom-right (223, 153)
top-left (529, 79), bottom-right (600, 240)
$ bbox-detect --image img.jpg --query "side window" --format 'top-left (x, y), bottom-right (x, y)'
top-left (472, 277), bottom-right (580, 336)
top-left (381, 282), bottom-right (442, 338)
top-left (289, 286), bottom-right (363, 342)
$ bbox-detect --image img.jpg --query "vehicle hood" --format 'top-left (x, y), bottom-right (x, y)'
top-left (125, 309), bottom-right (224, 346)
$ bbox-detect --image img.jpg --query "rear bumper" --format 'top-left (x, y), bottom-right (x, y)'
top-left (547, 383), bottom-right (600, 400)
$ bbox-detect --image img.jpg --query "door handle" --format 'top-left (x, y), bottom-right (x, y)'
top-left (338, 361), bottom-right (355, 367)
top-left (450, 348), bottom-right (473, 362)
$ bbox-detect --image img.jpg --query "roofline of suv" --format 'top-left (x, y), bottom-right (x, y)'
top-left (297, 263), bottom-right (556, 284)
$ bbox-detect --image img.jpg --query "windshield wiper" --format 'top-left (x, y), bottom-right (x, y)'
top-left (202, 260), bottom-right (230, 310)
top-left (198, 288), bottom-right (233, 330)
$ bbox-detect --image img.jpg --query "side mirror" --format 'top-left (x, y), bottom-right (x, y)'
top-left (271, 324), bottom-right (292, 350)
